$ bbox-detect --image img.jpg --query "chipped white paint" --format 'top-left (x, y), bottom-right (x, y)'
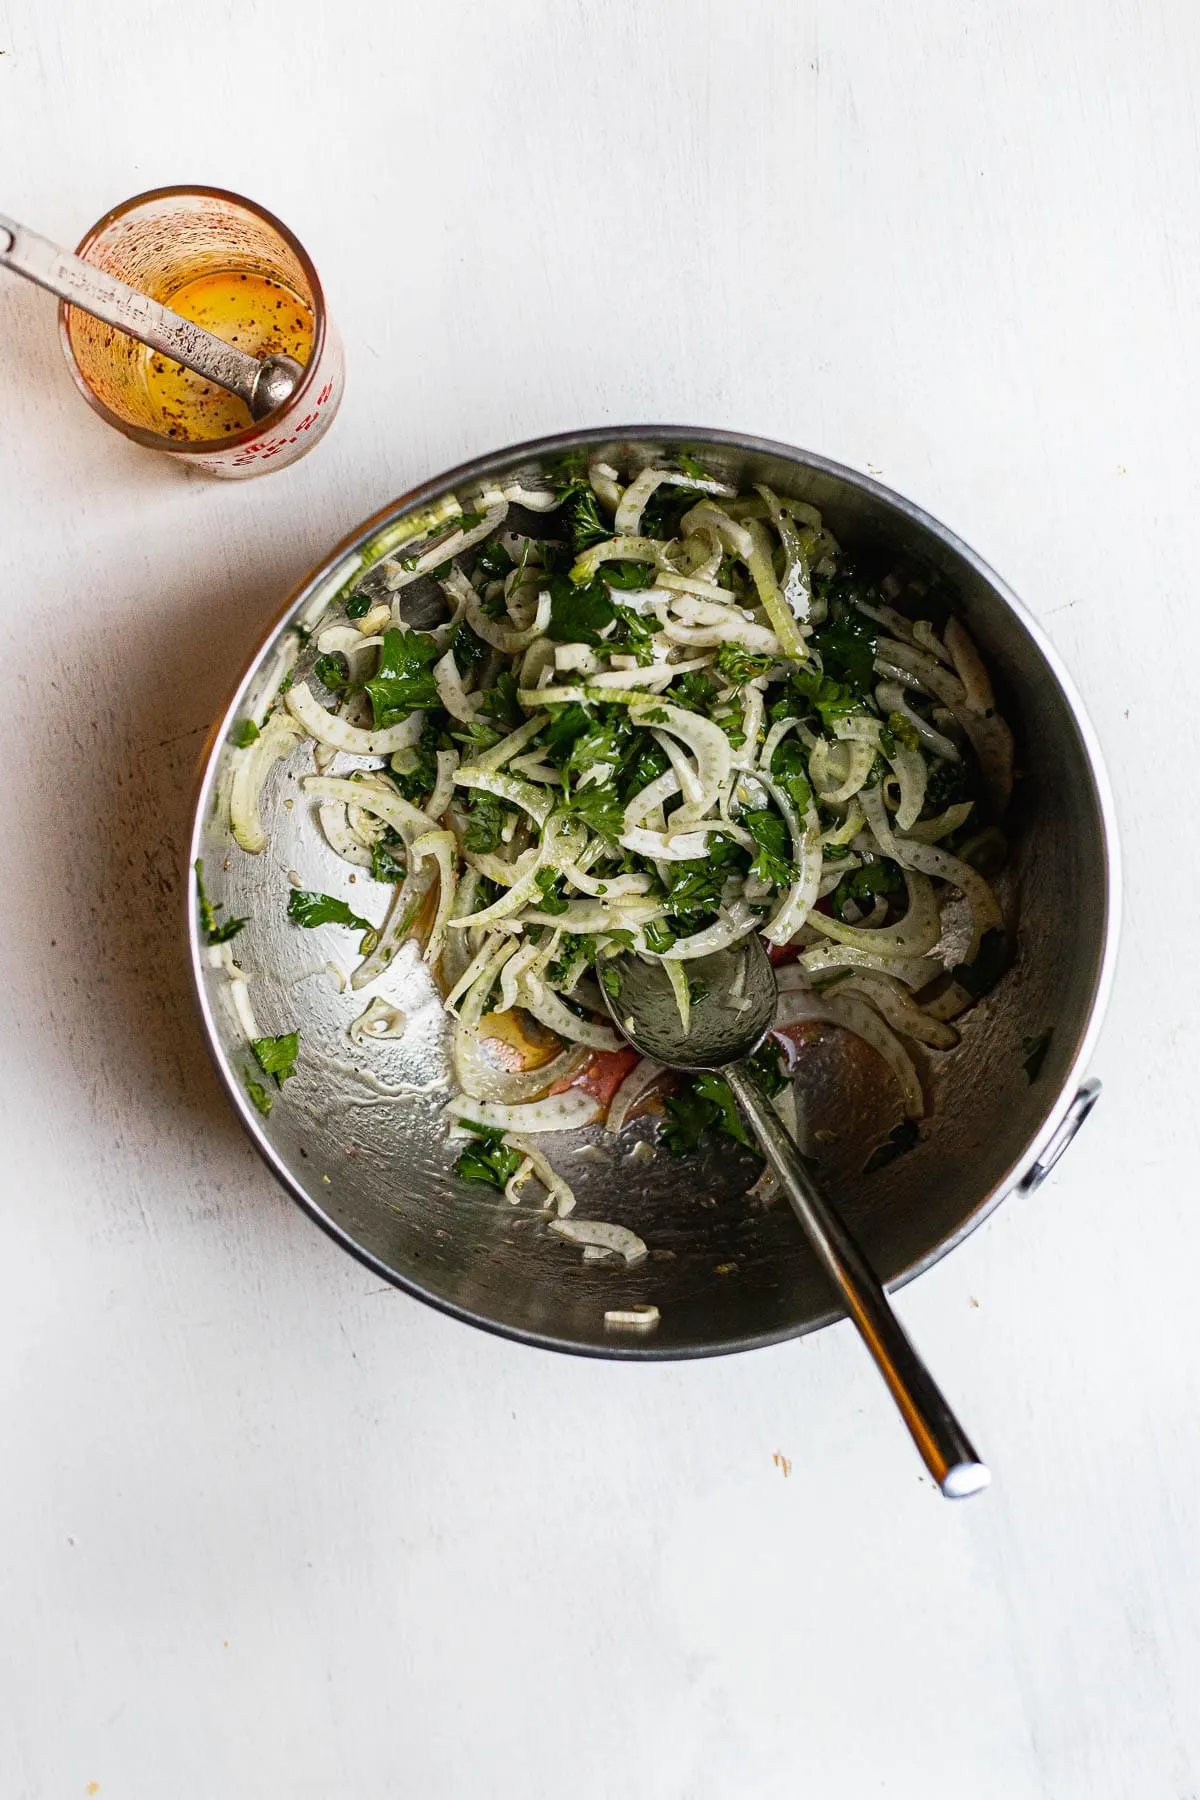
top-left (0, 3), bottom-right (1197, 1796)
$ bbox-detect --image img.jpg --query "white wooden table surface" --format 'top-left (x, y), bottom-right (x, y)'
top-left (2, 3), bottom-right (1198, 1795)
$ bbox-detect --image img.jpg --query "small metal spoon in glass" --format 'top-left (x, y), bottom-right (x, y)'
top-left (603, 937), bottom-right (990, 1498)
top-left (0, 213), bottom-right (302, 421)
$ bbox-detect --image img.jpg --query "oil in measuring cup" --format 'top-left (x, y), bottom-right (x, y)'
top-left (144, 269), bottom-right (314, 440)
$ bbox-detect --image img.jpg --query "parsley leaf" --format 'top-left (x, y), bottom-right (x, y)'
top-left (345, 590), bottom-right (372, 620)
top-left (194, 858), bottom-right (247, 945)
top-left (370, 839), bottom-right (405, 883)
top-left (232, 718), bottom-right (260, 747)
top-left (716, 643), bottom-right (772, 688)
top-left (768, 736), bottom-right (812, 814)
top-left (694, 1073), bottom-right (754, 1148)
top-left (478, 668), bottom-right (523, 728)
top-left (609, 605), bottom-right (655, 664)
top-left (887, 710), bottom-right (920, 751)
top-left (365, 629), bottom-right (441, 727)
top-left (547, 935), bottom-right (597, 987)
top-left (455, 1123), bottom-right (523, 1191)
top-left (828, 858), bottom-right (902, 921)
top-left (474, 540), bottom-right (514, 578)
top-left (287, 889), bottom-right (373, 934)
top-left (563, 782), bottom-right (626, 841)
top-left (557, 480), bottom-right (611, 555)
top-left (743, 810), bottom-right (794, 888)
top-left (603, 561), bottom-right (655, 591)
top-left (600, 964), bottom-right (622, 999)
top-left (547, 575), bottom-right (616, 644)
top-left (314, 652), bottom-right (353, 693)
top-left (450, 621), bottom-right (490, 681)
top-left (463, 789), bottom-right (509, 853)
top-left (252, 1031), bottom-right (300, 1087)
top-left (245, 1071), bottom-right (273, 1116)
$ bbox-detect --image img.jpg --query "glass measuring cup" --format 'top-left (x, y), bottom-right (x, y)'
top-left (58, 186), bottom-right (344, 477)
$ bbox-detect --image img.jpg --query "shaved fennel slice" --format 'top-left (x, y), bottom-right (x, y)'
top-left (303, 776), bottom-right (439, 843)
top-left (799, 942), bottom-right (943, 989)
top-left (453, 767), bottom-right (553, 827)
top-left (205, 943), bottom-right (259, 1040)
top-left (614, 467), bottom-right (735, 535)
top-left (606, 1058), bottom-right (665, 1135)
top-left (943, 618), bottom-right (996, 715)
top-left (230, 712), bottom-right (305, 853)
top-left (744, 518), bottom-right (805, 659)
top-left (803, 868), bottom-right (941, 957)
top-left (521, 977), bottom-right (622, 1052)
top-left (660, 902), bottom-right (761, 961)
top-left (380, 502), bottom-right (508, 591)
top-left (756, 771), bottom-right (822, 945)
top-left (898, 802), bottom-right (974, 843)
top-left (834, 973), bottom-right (959, 1049)
top-left (319, 802), bottom-right (373, 868)
top-left (775, 987), bottom-right (925, 1119)
top-left (349, 997), bottom-right (407, 1046)
top-left (410, 830), bottom-right (458, 964)
top-left (569, 537), bottom-right (672, 584)
top-left (629, 702), bottom-right (732, 810)
top-left (501, 1133), bottom-right (577, 1216)
top-left (860, 786), bottom-right (1002, 962)
top-left (286, 681), bottom-right (424, 755)
top-left (447, 1091), bottom-right (600, 1134)
top-left (549, 1217), bottom-right (648, 1264)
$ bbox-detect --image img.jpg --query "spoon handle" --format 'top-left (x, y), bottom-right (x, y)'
top-left (0, 213), bottom-right (265, 408)
top-left (724, 1062), bottom-right (990, 1499)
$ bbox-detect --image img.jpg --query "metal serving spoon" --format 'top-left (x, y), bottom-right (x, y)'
top-left (603, 937), bottom-right (990, 1498)
top-left (0, 213), bottom-right (303, 422)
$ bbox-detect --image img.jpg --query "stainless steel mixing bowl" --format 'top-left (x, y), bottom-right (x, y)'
top-left (188, 428), bottom-right (1120, 1358)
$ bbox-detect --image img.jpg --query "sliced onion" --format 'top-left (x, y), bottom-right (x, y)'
top-left (886, 744), bottom-right (927, 831)
top-left (286, 680), bottom-right (424, 756)
top-left (230, 711), bottom-right (305, 853)
top-left (447, 1090), bottom-right (599, 1133)
top-left (549, 1217), bottom-right (648, 1263)
top-left (453, 766), bottom-right (553, 828)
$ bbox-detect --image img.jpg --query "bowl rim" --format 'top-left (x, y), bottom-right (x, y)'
top-left (187, 424), bottom-right (1122, 1359)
